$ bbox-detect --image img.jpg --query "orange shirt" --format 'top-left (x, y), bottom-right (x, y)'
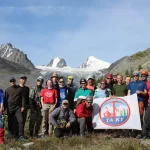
top-left (87, 85), bottom-right (95, 92)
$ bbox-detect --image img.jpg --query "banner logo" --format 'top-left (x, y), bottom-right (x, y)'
top-left (99, 98), bottom-right (130, 126)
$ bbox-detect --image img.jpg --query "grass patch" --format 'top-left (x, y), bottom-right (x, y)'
top-left (1, 133), bottom-right (149, 150)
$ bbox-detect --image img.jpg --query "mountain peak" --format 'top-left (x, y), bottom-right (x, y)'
top-left (47, 57), bottom-right (67, 68)
top-left (80, 56), bottom-right (110, 70)
top-left (0, 43), bottom-right (35, 70)
top-left (88, 56), bottom-right (100, 61)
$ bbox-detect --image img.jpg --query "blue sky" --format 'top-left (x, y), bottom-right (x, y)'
top-left (0, 0), bottom-right (150, 67)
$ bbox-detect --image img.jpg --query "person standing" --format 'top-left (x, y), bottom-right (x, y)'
top-left (140, 70), bottom-right (150, 110)
top-left (94, 80), bottom-right (111, 98)
top-left (4, 77), bottom-right (25, 140)
top-left (51, 72), bottom-right (59, 92)
top-left (57, 77), bottom-right (72, 108)
top-left (112, 75), bottom-right (128, 137)
top-left (40, 79), bottom-right (57, 137)
top-left (29, 76), bottom-right (44, 138)
top-left (86, 76), bottom-right (97, 94)
top-left (112, 74), bottom-right (118, 84)
top-left (0, 89), bottom-right (4, 144)
top-left (112, 75), bottom-right (128, 97)
top-left (19, 76), bottom-right (29, 131)
top-left (67, 76), bottom-right (77, 110)
top-left (125, 76), bottom-right (131, 85)
top-left (127, 71), bottom-right (147, 138)
top-left (74, 78), bottom-right (93, 102)
top-left (142, 88), bottom-right (150, 139)
top-left (105, 74), bottom-right (113, 91)
top-left (140, 70), bottom-right (150, 139)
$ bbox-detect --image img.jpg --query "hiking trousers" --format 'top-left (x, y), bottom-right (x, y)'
top-left (54, 127), bottom-right (71, 137)
top-left (142, 106), bottom-right (150, 136)
top-left (41, 104), bottom-right (55, 135)
top-left (29, 109), bottom-right (42, 135)
top-left (77, 117), bottom-right (92, 135)
top-left (8, 108), bottom-right (23, 136)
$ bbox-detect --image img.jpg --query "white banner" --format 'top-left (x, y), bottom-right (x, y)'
top-left (92, 94), bottom-right (142, 130)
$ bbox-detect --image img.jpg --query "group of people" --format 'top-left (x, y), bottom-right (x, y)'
top-left (0, 70), bottom-right (150, 144)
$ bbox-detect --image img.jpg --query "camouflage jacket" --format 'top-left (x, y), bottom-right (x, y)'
top-left (29, 86), bottom-right (43, 110)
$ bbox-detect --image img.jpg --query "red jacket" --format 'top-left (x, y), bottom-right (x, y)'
top-left (76, 101), bottom-right (93, 118)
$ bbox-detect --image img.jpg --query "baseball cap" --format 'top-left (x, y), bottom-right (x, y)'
top-left (106, 74), bottom-right (113, 78)
top-left (20, 75), bottom-right (27, 79)
top-left (68, 76), bottom-right (74, 80)
top-left (87, 76), bottom-right (94, 80)
top-left (37, 76), bottom-right (44, 81)
top-left (62, 100), bottom-right (69, 104)
top-left (9, 77), bottom-right (16, 82)
top-left (133, 71), bottom-right (139, 76)
top-left (80, 78), bottom-right (87, 84)
top-left (86, 96), bottom-right (93, 102)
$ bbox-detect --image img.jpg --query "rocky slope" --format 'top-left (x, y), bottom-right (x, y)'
top-left (0, 57), bottom-right (31, 74)
top-left (0, 43), bottom-right (35, 70)
top-left (108, 48), bottom-right (150, 75)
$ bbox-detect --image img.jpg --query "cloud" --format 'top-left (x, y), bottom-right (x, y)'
top-left (48, 0), bottom-right (150, 66)
top-left (0, 0), bottom-right (150, 67)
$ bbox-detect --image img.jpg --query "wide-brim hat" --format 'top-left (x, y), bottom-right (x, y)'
top-left (51, 72), bottom-right (58, 78)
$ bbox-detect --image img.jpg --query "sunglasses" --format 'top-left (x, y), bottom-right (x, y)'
top-left (37, 80), bottom-right (43, 82)
top-left (63, 103), bottom-right (68, 105)
top-left (141, 75), bottom-right (146, 77)
top-left (59, 81), bottom-right (64, 83)
top-left (10, 80), bottom-right (15, 82)
top-left (87, 102), bottom-right (93, 104)
top-left (133, 75), bottom-right (139, 77)
top-left (107, 78), bottom-right (112, 79)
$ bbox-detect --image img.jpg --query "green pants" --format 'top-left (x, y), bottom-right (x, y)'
top-left (29, 110), bottom-right (42, 135)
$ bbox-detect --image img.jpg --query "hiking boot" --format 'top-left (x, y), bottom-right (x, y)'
top-left (136, 134), bottom-right (142, 139)
top-left (35, 131), bottom-right (40, 138)
top-left (140, 136), bottom-right (147, 140)
top-left (30, 131), bottom-right (33, 138)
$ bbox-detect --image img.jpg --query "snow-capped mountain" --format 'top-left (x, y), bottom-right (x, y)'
top-left (36, 66), bottom-right (103, 87)
top-left (0, 43), bottom-right (35, 70)
top-left (80, 56), bottom-right (110, 70)
top-left (47, 57), bottom-right (67, 68)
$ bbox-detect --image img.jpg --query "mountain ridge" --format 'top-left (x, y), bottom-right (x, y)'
top-left (0, 43), bottom-right (35, 70)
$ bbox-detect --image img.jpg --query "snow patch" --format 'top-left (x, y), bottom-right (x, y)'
top-left (52, 57), bottom-right (60, 68)
top-left (7, 49), bottom-right (13, 58)
top-left (1, 49), bottom-right (7, 57)
top-left (80, 56), bottom-right (110, 70)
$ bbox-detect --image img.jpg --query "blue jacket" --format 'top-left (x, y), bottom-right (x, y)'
top-left (0, 89), bottom-right (4, 105)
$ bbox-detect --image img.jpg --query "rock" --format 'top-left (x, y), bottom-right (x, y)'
top-left (0, 43), bottom-right (35, 70)
top-left (141, 140), bottom-right (150, 146)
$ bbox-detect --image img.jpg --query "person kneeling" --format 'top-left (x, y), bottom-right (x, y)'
top-left (75, 96), bottom-right (93, 136)
top-left (50, 100), bottom-right (76, 138)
